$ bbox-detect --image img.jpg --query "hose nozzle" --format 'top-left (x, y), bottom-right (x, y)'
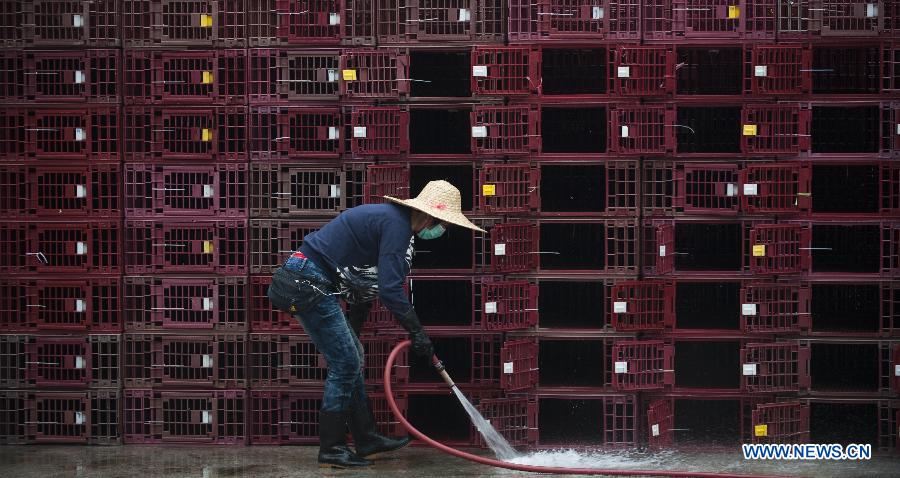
top-left (432, 355), bottom-right (456, 389)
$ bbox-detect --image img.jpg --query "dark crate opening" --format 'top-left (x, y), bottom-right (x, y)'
top-left (410, 337), bottom-right (471, 383)
top-left (810, 402), bottom-right (878, 446)
top-left (540, 164), bottom-right (606, 213)
top-left (674, 399), bottom-right (741, 446)
top-left (812, 165), bottom-right (879, 213)
top-left (541, 49), bottom-right (608, 95)
top-left (676, 107), bottom-right (742, 154)
top-left (675, 341), bottom-right (741, 389)
top-left (675, 282), bottom-right (741, 330)
top-left (539, 222), bottom-right (605, 270)
top-left (676, 48), bottom-right (743, 95)
top-left (411, 226), bottom-right (473, 270)
top-left (410, 279), bottom-right (472, 327)
top-left (539, 340), bottom-right (607, 387)
top-left (812, 225), bottom-right (880, 273)
top-left (541, 107), bottom-right (607, 154)
top-left (811, 284), bottom-right (880, 334)
top-left (538, 281), bottom-right (606, 329)
top-left (410, 164), bottom-right (474, 212)
top-left (811, 106), bottom-right (880, 154)
top-left (810, 343), bottom-right (879, 392)
top-left (812, 47), bottom-right (880, 94)
top-left (538, 398), bottom-right (605, 445)
top-left (408, 394), bottom-right (472, 442)
top-left (674, 223), bottom-right (743, 271)
top-left (410, 109), bottom-right (471, 155)
top-left (410, 51), bottom-right (471, 98)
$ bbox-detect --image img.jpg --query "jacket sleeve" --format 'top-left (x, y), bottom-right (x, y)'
top-left (377, 227), bottom-right (414, 318)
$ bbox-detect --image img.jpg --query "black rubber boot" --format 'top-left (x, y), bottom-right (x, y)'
top-left (318, 410), bottom-right (372, 468)
top-left (348, 397), bottom-right (412, 458)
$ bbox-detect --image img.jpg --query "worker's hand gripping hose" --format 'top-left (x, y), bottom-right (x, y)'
top-left (384, 340), bottom-right (803, 478)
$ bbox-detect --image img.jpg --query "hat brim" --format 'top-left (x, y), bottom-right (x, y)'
top-left (384, 196), bottom-right (486, 233)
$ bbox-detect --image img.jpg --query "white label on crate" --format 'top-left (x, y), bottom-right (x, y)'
top-left (617, 66), bottom-right (631, 78)
top-left (201, 184), bottom-right (214, 198)
top-left (894, 364), bottom-right (900, 376)
top-left (651, 424), bottom-right (660, 437)
top-left (615, 361), bottom-right (628, 374)
top-left (202, 354), bottom-right (213, 368)
top-left (742, 303), bottom-right (758, 316)
top-left (494, 243), bottom-right (506, 256)
top-left (353, 126), bottom-right (367, 138)
top-left (75, 184), bottom-right (86, 198)
top-left (74, 70), bottom-right (85, 84)
top-left (744, 184), bottom-right (759, 196)
top-left (75, 299), bottom-right (86, 313)
top-left (329, 13), bottom-right (341, 25)
top-left (203, 297), bottom-right (213, 311)
top-left (620, 125), bottom-right (630, 138)
top-left (592, 7), bottom-right (604, 19)
top-left (328, 126), bottom-right (339, 140)
top-left (896, 123), bottom-right (900, 135)
top-left (504, 362), bottom-right (514, 374)
top-left (471, 126), bottom-right (487, 138)
top-left (472, 65), bottom-right (488, 77)
top-left (754, 65), bottom-right (768, 77)
top-left (75, 242), bottom-right (87, 255)
top-left (458, 8), bottom-right (471, 21)
top-left (73, 15), bottom-right (83, 28)
top-left (658, 245), bottom-right (666, 257)
top-left (75, 128), bottom-right (85, 142)
top-left (613, 301), bottom-right (628, 314)
top-left (202, 411), bottom-right (211, 424)
top-left (867, 4), bottom-right (878, 18)
top-left (726, 183), bottom-right (736, 197)
top-left (484, 301), bottom-right (497, 314)
top-left (75, 356), bottom-right (85, 369)
top-left (743, 363), bottom-right (758, 376)
top-left (329, 184), bottom-right (340, 198)
top-left (327, 69), bottom-right (338, 82)
top-left (75, 411), bottom-right (85, 425)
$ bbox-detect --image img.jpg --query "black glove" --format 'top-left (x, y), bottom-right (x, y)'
top-left (396, 308), bottom-right (433, 359)
top-left (345, 301), bottom-right (372, 337)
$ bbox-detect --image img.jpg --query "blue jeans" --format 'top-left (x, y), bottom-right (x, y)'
top-left (270, 256), bottom-right (367, 413)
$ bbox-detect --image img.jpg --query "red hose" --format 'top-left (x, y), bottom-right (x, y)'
top-left (383, 340), bottom-right (800, 478)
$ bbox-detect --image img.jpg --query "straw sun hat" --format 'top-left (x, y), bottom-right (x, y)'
top-left (384, 180), bottom-right (486, 233)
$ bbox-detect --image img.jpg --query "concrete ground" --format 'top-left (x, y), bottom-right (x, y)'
top-left (1, 446), bottom-right (899, 478)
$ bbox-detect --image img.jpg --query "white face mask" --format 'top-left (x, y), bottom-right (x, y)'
top-left (417, 223), bottom-right (446, 240)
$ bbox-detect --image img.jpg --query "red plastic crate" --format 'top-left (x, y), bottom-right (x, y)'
top-left (0, 221), bottom-right (120, 275)
top-left (778, 0), bottom-right (886, 37)
top-left (124, 106), bottom-right (247, 162)
top-left (745, 44), bottom-right (811, 96)
top-left (610, 280), bottom-right (675, 332)
top-left (25, 335), bottom-right (119, 388)
top-left (376, 0), bottom-right (506, 44)
top-left (123, 389), bottom-right (245, 444)
top-left (248, 49), bottom-right (341, 102)
top-left (410, 333), bottom-right (503, 387)
top-left (1, 390), bottom-right (121, 444)
top-left (0, 335), bottom-right (28, 388)
top-left (249, 219), bottom-right (325, 274)
top-left (124, 163), bottom-right (247, 217)
top-left (0, 390), bottom-right (28, 444)
top-left (340, 49), bottom-right (409, 99)
top-left (610, 104), bottom-right (676, 155)
top-left (536, 394), bottom-right (638, 446)
top-left (751, 401), bottom-right (810, 444)
top-left (249, 390), bottom-right (407, 444)
top-left (8, 1), bottom-right (121, 48)
top-left (476, 396), bottom-right (538, 448)
top-left (741, 163), bottom-right (811, 215)
top-left (478, 280), bottom-right (538, 331)
top-left (611, 45), bottom-right (675, 97)
top-left (742, 104), bottom-right (810, 156)
top-left (499, 339), bottom-right (538, 391)
top-left (647, 398), bottom-right (673, 447)
top-left (0, 50), bottom-right (119, 103)
top-left (477, 163), bottom-right (540, 215)
top-left (363, 163), bottom-right (410, 204)
top-left (0, 107), bottom-right (119, 161)
top-left (0, 278), bottom-right (121, 332)
top-left (123, 219), bottom-right (247, 274)
top-left (471, 105), bottom-right (540, 156)
top-left (740, 282), bottom-right (811, 334)
top-left (122, 0), bottom-right (247, 47)
top-left (124, 50), bottom-right (246, 105)
top-left (123, 334), bottom-right (246, 388)
top-left (490, 222), bottom-right (539, 273)
top-left (124, 276), bottom-right (248, 331)
top-left (349, 106), bottom-right (409, 157)
top-left (612, 340), bottom-right (675, 391)
top-left (471, 46), bottom-right (538, 96)
top-left (643, 0), bottom-right (777, 41)
top-left (0, 163), bottom-right (120, 218)
top-left (749, 224), bottom-right (811, 275)
top-left (248, 106), bottom-right (343, 161)
top-left (741, 342), bottom-right (810, 393)
top-left (247, 0), bottom-right (375, 46)
top-left (508, 0), bottom-right (642, 42)
top-left (249, 163), bottom-right (359, 217)
top-left (249, 276), bottom-right (302, 332)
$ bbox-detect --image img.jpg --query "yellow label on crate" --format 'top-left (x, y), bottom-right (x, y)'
top-left (342, 69), bottom-right (357, 81)
top-left (201, 129), bottom-right (212, 142)
top-left (743, 124), bottom-right (758, 136)
top-left (203, 241), bottom-right (214, 254)
top-left (200, 14), bottom-right (213, 27)
top-left (752, 244), bottom-right (766, 257)
top-left (754, 424), bottom-right (768, 437)
top-left (201, 71), bottom-right (214, 84)
top-left (483, 184), bottom-right (496, 196)
top-left (728, 6), bottom-right (741, 19)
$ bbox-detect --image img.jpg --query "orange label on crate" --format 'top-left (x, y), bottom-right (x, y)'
top-left (201, 71), bottom-right (214, 84)
top-left (482, 184), bottom-right (496, 196)
top-left (342, 69), bottom-right (357, 81)
top-left (728, 6), bottom-right (740, 19)
top-left (199, 14), bottom-right (213, 27)
top-left (752, 244), bottom-right (766, 257)
top-left (754, 424), bottom-right (768, 437)
top-left (743, 124), bottom-right (758, 136)
top-left (201, 129), bottom-right (212, 142)
top-left (203, 241), bottom-right (214, 254)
